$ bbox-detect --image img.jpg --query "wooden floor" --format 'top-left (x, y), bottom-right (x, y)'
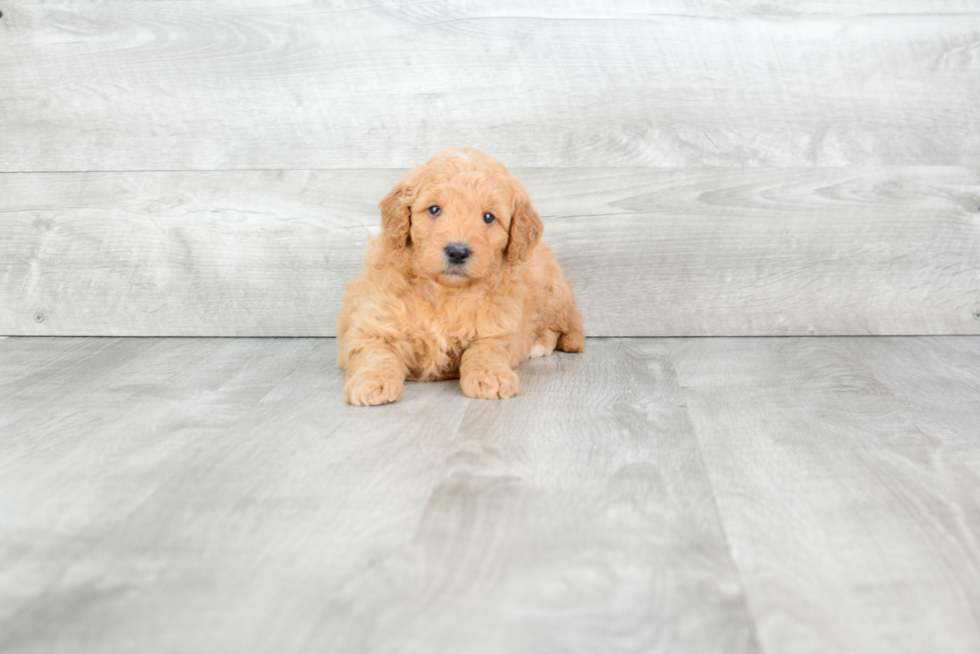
top-left (1, 336), bottom-right (978, 654)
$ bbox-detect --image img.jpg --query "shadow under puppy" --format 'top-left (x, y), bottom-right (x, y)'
top-left (338, 148), bottom-right (584, 406)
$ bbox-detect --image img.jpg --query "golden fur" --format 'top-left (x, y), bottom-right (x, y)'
top-left (337, 147), bottom-right (584, 405)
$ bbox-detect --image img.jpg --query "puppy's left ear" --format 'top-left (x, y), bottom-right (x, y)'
top-left (379, 168), bottom-right (422, 251)
top-left (506, 182), bottom-right (544, 265)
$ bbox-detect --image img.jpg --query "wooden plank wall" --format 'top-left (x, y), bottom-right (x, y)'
top-left (2, 1), bottom-right (979, 336)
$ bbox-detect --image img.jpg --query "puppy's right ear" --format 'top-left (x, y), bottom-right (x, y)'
top-left (379, 168), bottom-right (421, 251)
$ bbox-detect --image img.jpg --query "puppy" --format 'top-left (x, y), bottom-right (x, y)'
top-left (337, 148), bottom-right (584, 406)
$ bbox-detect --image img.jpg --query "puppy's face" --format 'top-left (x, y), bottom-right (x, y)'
top-left (408, 171), bottom-right (512, 286)
top-left (380, 149), bottom-right (543, 286)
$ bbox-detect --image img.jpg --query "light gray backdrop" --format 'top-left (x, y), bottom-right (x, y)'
top-left (2, 0), bottom-right (978, 336)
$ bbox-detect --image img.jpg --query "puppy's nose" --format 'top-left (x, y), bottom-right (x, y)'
top-left (444, 242), bottom-right (472, 265)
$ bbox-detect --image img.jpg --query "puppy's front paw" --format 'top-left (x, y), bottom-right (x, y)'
top-left (344, 370), bottom-right (403, 406)
top-left (460, 367), bottom-right (520, 400)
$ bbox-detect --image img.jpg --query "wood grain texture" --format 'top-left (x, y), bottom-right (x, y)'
top-left (840, 337), bottom-right (980, 446)
top-left (0, 337), bottom-right (756, 654)
top-left (3, 335), bottom-right (980, 652)
top-left (314, 339), bottom-right (754, 653)
top-left (2, 1), bottom-right (979, 170)
top-left (0, 169), bottom-right (396, 337)
top-left (670, 336), bottom-right (980, 654)
top-left (0, 337), bottom-right (322, 644)
top-left (2, 167), bottom-right (978, 336)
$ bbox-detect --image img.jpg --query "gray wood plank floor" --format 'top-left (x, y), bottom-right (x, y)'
top-left (1, 336), bottom-right (978, 653)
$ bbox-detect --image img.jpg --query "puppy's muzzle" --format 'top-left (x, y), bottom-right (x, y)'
top-left (444, 242), bottom-right (472, 266)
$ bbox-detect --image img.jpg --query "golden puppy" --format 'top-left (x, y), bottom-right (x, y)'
top-left (337, 148), bottom-right (584, 405)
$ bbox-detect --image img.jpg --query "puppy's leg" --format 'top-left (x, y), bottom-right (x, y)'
top-left (530, 329), bottom-right (560, 358)
top-left (556, 302), bottom-right (585, 353)
top-left (460, 339), bottom-right (520, 400)
top-left (344, 342), bottom-right (408, 406)
top-left (557, 325), bottom-right (585, 353)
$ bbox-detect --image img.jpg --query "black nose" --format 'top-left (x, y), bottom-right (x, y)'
top-left (444, 242), bottom-right (472, 265)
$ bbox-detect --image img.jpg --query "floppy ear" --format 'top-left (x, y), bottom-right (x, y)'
top-left (379, 169), bottom-right (422, 251)
top-left (506, 182), bottom-right (544, 265)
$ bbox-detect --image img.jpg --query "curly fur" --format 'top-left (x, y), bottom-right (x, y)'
top-left (337, 147), bottom-right (584, 405)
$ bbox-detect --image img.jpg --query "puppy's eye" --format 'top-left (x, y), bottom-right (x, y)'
top-left (483, 212), bottom-right (495, 224)
top-left (428, 206), bottom-right (442, 216)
